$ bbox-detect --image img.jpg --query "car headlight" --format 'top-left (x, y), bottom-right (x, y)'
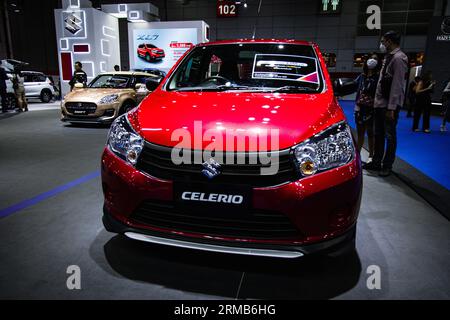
top-left (107, 114), bottom-right (143, 165)
top-left (99, 94), bottom-right (119, 104)
top-left (294, 122), bottom-right (355, 177)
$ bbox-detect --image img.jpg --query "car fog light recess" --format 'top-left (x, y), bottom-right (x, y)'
top-left (294, 122), bottom-right (354, 177)
top-left (107, 114), bottom-right (143, 165)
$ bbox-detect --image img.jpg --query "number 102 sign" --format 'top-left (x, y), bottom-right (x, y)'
top-left (217, 0), bottom-right (238, 17)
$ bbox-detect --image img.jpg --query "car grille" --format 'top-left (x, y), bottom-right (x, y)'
top-left (155, 50), bottom-right (164, 55)
top-left (130, 200), bottom-right (302, 240)
top-left (136, 142), bottom-right (299, 187)
top-left (65, 102), bottom-right (97, 114)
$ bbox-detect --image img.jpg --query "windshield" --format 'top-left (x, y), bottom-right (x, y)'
top-left (89, 75), bottom-right (131, 89)
top-left (167, 43), bottom-right (324, 93)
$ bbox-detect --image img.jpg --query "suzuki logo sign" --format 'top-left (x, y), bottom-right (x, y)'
top-left (202, 158), bottom-right (221, 179)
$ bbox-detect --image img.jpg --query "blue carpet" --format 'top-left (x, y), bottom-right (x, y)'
top-left (339, 100), bottom-right (450, 190)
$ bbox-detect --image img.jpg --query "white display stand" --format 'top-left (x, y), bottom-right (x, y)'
top-left (54, 1), bottom-right (121, 96)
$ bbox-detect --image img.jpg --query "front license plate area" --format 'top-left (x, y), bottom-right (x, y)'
top-left (174, 182), bottom-right (252, 214)
top-left (73, 109), bottom-right (89, 115)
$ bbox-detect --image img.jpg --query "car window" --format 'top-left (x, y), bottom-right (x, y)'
top-left (89, 75), bottom-right (131, 89)
top-left (134, 75), bottom-right (161, 87)
top-left (134, 76), bottom-right (150, 84)
top-left (167, 43), bottom-right (323, 93)
top-left (35, 75), bottom-right (46, 82)
top-left (24, 74), bottom-right (34, 83)
top-left (146, 44), bottom-right (156, 49)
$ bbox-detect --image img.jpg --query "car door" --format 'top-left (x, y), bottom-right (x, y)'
top-left (24, 73), bottom-right (45, 97)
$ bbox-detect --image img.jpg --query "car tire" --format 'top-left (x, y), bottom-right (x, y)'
top-left (119, 101), bottom-right (136, 115)
top-left (40, 89), bottom-right (52, 103)
top-left (146, 53), bottom-right (151, 62)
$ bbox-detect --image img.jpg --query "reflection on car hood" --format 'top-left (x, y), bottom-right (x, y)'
top-left (133, 90), bottom-right (345, 151)
top-left (64, 88), bottom-right (133, 102)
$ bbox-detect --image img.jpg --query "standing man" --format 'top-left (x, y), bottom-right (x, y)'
top-left (69, 61), bottom-right (87, 91)
top-left (0, 60), bottom-right (8, 113)
top-left (363, 30), bottom-right (408, 177)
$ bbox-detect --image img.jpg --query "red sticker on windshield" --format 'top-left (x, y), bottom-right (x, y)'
top-left (297, 72), bottom-right (319, 84)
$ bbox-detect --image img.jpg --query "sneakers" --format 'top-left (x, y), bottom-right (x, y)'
top-left (441, 125), bottom-right (447, 132)
top-left (424, 129), bottom-right (431, 133)
top-left (378, 167), bottom-right (392, 177)
top-left (362, 161), bottom-right (381, 171)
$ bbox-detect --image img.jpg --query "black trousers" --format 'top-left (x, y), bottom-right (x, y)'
top-left (413, 102), bottom-right (431, 130)
top-left (0, 87), bottom-right (7, 112)
top-left (372, 107), bottom-right (399, 169)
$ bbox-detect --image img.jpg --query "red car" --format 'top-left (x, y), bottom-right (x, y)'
top-left (102, 39), bottom-right (361, 258)
top-left (137, 43), bottom-right (165, 62)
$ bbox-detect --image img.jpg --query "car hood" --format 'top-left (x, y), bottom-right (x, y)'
top-left (64, 88), bottom-right (132, 102)
top-left (133, 90), bottom-right (345, 151)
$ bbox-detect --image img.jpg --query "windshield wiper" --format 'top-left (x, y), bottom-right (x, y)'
top-left (175, 84), bottom-right (256, 92)
top-left (268, 85), bottom-right (316, 93)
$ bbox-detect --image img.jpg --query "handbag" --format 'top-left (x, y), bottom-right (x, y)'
top-left (356, 92), bottom-right (374, 109)
top-left (12, 75), bottom-right (19, 90)
top-left (357, 93), bottom-right (374, 122)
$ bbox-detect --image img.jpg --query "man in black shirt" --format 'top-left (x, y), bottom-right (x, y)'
top-left (68, 61), bottom-right (87, 91)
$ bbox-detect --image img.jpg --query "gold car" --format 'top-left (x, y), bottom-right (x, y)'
top-left (61, 71), bottom-right (161, 124)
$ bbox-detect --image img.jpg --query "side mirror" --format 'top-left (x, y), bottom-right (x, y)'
top-left (333, 78), bottom-right (357, 97)
top-left (145, 78), bottom-right (161, 92)
top-left (74, 83), bottom-right (84, 89)
top-left (135, 83), bottom-right (145, 90)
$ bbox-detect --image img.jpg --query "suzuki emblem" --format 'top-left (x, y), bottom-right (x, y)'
top-left (202, 158), bottom-right (221, 179)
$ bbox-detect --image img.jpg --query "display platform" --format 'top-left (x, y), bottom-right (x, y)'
top-left (340, 100), bottom-right (450, 219)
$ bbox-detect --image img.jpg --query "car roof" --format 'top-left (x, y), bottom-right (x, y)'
top-left (22, 71), bottom-right (45, 75)
top-left (98, 71), bottom-right (160, 78)
top-left (197, 38), bottom-right (314, 47)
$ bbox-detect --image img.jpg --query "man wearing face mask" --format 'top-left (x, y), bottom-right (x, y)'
top-left (363, 30), bottom-right (408, 177)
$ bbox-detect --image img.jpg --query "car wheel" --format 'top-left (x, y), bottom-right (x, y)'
top-left (40, 89), bottom-right (52, 103)
top-left (146, 53), bottom-right (151, 62)
top-left (120, 101), bottom-right (136, 115)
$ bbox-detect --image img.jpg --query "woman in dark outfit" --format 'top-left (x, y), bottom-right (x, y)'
top-left (354, 53), bottom-right (380, 161)
top-left (413, 71), bottom-right (435, 133)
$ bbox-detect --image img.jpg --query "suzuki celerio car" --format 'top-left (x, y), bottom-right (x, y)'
top-left (102, 39), bottom-right (361, 258)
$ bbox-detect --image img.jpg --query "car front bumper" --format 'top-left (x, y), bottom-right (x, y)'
top-left (61, 102), bottom-right (120, 124)
top-left (101, 147), bottom-right (362, 257)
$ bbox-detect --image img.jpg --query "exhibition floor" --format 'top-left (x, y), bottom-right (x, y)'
top-left (0, 107), bottom-right (449, 299)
